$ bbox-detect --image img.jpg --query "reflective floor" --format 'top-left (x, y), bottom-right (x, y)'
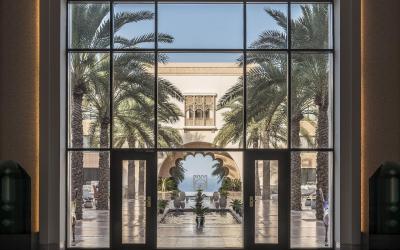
top-left (72, 199), bottom-right (328, 248)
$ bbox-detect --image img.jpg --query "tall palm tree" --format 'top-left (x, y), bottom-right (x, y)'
top-left (252, 5), bottom-right (330, 216)
top-left (70, 4), bottom-right (183, 211)
top-left (216, 5), bottom-right (329, 216)
top-left (69, 4), bottom-right (112, 218)
top-left (84, 54), bottom-right (183, 208)
top-left (248, 5), bottom-right (329, 216)
top-left (291, 5), bottom-right (330, 219)
top-left (215, 53), bottom-right (288, 198)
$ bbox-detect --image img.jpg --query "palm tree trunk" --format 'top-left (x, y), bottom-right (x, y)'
top-left (291, 114), bottom-right (303, 211)
top-left (138, 160), bottom-right (145, 197)
top-left (127, 161), bottom-right (136, 199)
top-left (262, 160), bottom-right (271, 200)
top-left (127, 139), bottom-right (136, 199)
top-left (253, 135), bottom-right (261, 196)
top-left (71, 89), bottom-right (84, 220)
top-left (97, 121), bottom-right (109, 210)
top-left (316, 103), bottom-right (329, 220)
top-left (261, 134), bottom-right (270, 200)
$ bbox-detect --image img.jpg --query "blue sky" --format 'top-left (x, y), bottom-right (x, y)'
top-left (111, 3), bottom-right (329, 61)
top-left (114, 3), bottom-right (294, 50)
top-left (178, 153), bottom-right (222, 192)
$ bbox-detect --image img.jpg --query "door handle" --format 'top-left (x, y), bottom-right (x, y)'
top-left (146, 196), bottom-right (151, 208)
top-left (249, 196), bottom-right (254, 208)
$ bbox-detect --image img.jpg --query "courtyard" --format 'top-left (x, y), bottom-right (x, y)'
top-left (72, 198), bottom-right (328, 248)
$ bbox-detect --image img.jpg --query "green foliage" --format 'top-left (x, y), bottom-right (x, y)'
top-left (169, 159), bottom-right (186, 184)
top-left (220, 177), bottom-right (232, 191)
top-left (219, 189), bottom-right (229, 199)
top-left (70, 4), bottom-right (183, 150)
top-left (215, 5), bottom-right (329, 150)
top-left (220, 177), bottom-right (242, 192)
top-left (211, 159), bottom-right (229, 183)
top-left (230, 199), bottom-right (243, 211)
top-left (158, 200), bottom-right (169, 210)
top-left (231, 179), bottom-right (242, 191)
top-left (171, 190), bottom-right (180, 200)
top-left (158, 177), bottom-right (177, 192)
top-left (191, 189), bottom-right (209, 217)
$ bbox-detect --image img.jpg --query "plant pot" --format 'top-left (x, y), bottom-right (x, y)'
top-left (173, 199), bottom-right (181, 209)
top-left (159, 208), bottom-right (165, 214)
top-left (219, 197), bottom-right (227, 209)
top-left (196, 216), bottom-right (205, 228)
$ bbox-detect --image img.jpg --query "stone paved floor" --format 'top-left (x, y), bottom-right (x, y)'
top-left (72, 198), bottom-right (329, 248)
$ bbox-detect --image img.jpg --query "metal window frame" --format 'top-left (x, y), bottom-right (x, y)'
top-left (65, 0), bottom-right (335, 249)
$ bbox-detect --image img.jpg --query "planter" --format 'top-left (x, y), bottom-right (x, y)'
top-left (196, 216), bottom-right (205, 228)
top-left (219, 197), bottom-right (227, 209)
top-left (173, 199), bottom-right (181, 209)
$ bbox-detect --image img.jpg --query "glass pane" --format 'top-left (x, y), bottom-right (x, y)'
top-left (113, 3), bottom-right (155, 49)
top-left (68, 53), bottom-right (110, 148)
top-left (122, 160), bottom-right (146, 244)
top-left (247, 4), bottom-right (287, 49)
top-left (291, 53), bottom-right (332, 148)
top-left (247, 52), bottom-right (288, 148)
top-left (255, 160), bottom-right (278, 244)
top-left (290, 152), bottom-right (332, 248)
top-left (157, 151), bottom-right (243, 248)
top-left (68, 3), bottom-right (110, 49)
top-left (112, 53), bottom-right (155, 148)
top-left (68, 151), bottom-right (110, 248)
top-left (158, 3), bottom-right (243, 49)
top-left (157, 53), bottom-right (243, 148)
top-left (291, 4), bottom-right (332, 49)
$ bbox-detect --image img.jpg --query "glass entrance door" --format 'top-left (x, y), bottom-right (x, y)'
top-left (244, 151), bottom-right (290, 250)
top-left (110, 151), bottom-right (156, 249)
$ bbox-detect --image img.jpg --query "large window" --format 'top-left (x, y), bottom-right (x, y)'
top-left (66, 1), bottom-right (334, 249)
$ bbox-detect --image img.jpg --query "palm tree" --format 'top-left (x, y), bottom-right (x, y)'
top-left (169, 159), bottom-right (186, 185)
top-left (216, 5), bottom-right (329, 216)
top-left (111, 55), bottom-right (183, 199)
top-left (71, 4), bottom-right (183, 210)
top-left (291, 5), bottom-right (330, 219)
top-left (215, 53), bottom-right (288, 198)
top-left (211, 159), bottom-right (230, 183)
top-left (85, 55), bottom-right (183, 207)
top-left (69, 3), bottom-right (112, 218)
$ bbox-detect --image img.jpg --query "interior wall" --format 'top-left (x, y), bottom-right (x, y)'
top-left (0, 0), bottom-right (40, 232)
top-left (361, 0), bottom-right (400, 233)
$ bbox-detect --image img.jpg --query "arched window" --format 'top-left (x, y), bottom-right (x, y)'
top-left (195, 109), bottom-right (203, 119)
top-left (205, 109), bottom-right (211, 119)
top-left (186, 109), bottom-right (194, 119)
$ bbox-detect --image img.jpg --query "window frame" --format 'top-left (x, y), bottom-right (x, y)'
top-left (38, 0), bottom-right (364, 249)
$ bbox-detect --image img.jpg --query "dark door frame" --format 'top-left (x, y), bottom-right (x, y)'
top-left (243, 150), bottom-right (290, 250)
top-left (110, 150), bottom-right (290, 250)
top-left (110, 151), bottom-right (157, 250)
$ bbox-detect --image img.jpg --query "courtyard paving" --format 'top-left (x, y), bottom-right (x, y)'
top-left (72, 198), bottom-right (329, 248)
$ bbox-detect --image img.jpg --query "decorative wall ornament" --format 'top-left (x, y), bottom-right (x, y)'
top-left (193, 175), bottom-right (208, 190)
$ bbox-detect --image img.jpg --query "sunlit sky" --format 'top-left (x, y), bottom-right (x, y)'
top-left (113, 3), bottom-right (312, 62)
top-left (177, 153), bottom-right (222, 192)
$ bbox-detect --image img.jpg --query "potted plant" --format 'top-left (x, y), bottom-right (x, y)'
top-left (171, 190), bottom-right (179, 200)
top-left (191, 189), bottom-right (209, 228)
top-left (230, 199), bottom-right (243, 215)
top-left (219, 190), bottom-right (229, 209)
top-left (158, 200), bottom-right (169, 214)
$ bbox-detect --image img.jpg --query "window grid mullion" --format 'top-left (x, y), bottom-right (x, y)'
top-left (110, 2), bottom-right (114, 149)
